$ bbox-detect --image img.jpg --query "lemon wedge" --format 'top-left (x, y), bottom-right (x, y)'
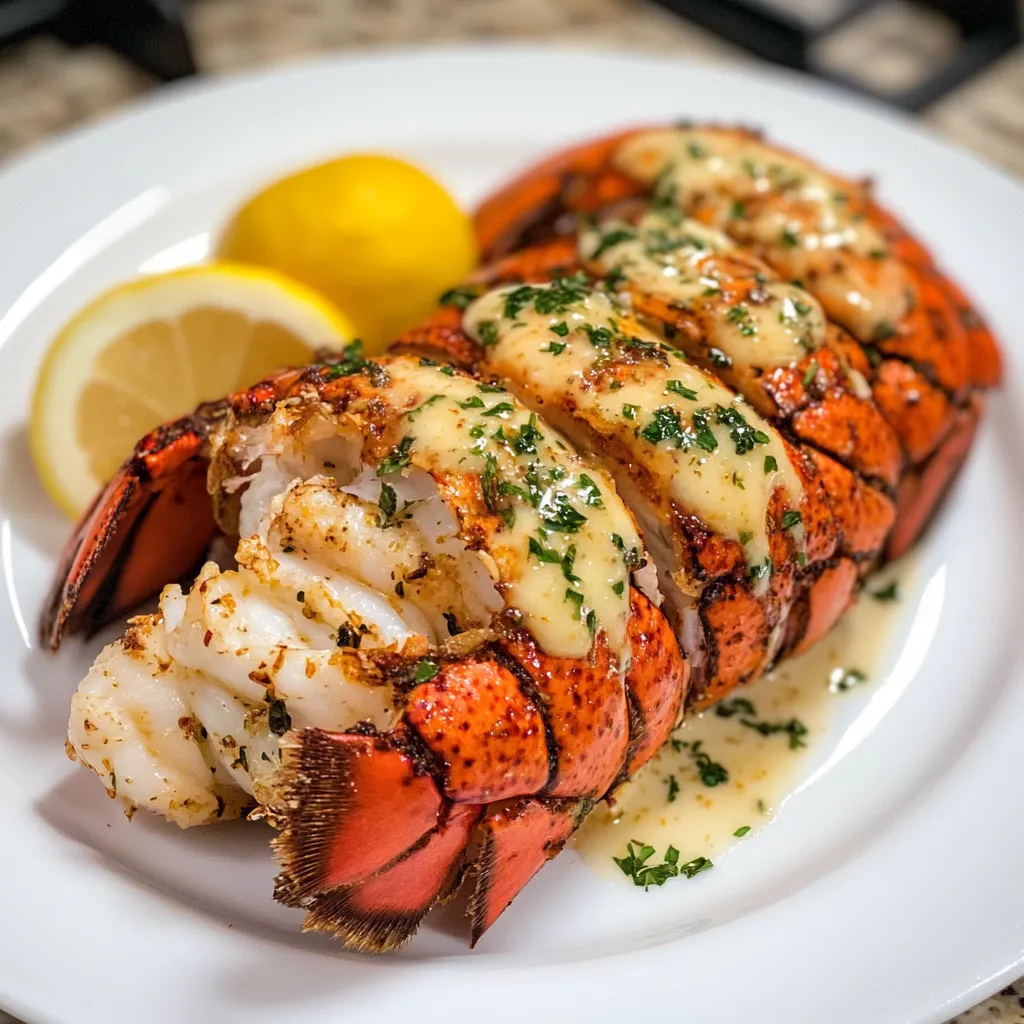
top-left (218, 154), bottom-right (477, 351)
top-left (31, 262), bottom-right (355, 518)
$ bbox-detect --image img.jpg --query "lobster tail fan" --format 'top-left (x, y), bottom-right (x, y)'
top-left (270, 728), bottom-right (444, 906)
top-left (41, 422), bottom-right (215, 650)
top-left (302, 804), bottom-right (481, 953)
top-left (468, 797), bottom-right (587, 947)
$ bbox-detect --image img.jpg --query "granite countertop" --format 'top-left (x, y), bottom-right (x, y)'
top-left (0, 2), bottom-right (1020, 1022)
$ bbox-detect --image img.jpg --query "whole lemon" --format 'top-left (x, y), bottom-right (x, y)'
top-left (218, 155), bottom-right (477, 351)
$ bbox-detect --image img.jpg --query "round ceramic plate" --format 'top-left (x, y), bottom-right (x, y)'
top-left (0, 47), bottom-right (1021, 1024)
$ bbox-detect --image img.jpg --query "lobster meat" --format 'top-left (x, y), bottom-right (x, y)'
top-left (42, 125), bottom-right (1000, 952)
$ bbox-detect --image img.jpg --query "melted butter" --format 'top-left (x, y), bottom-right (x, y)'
top-left (465, 284), bottom-right (803, 574)
top-left (612, 128), bottom-right (910, 342)
top-left (573, 564), bottom-right (912, 876)
top-left (581, 209), bottom-right (827, 374)
top-left (382, 359), bottom-right (642, 661)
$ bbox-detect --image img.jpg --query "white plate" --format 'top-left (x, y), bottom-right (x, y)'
top-left (1, 46), bottom-right (1022, 1024)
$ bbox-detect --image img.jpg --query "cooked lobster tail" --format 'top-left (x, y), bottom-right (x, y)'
top-left (270, 588), bottom-right (686, 950)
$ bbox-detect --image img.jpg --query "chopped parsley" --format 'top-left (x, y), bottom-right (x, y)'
top-left (413, 659), bottom-right (440, 684)
top-left (666, 379), bottom-right (698, 401)
top-left (748, 556), bottom-right (773, 583)
top-left (727, 304), bottom-right (757, 337)
top-left (667, 775), bottom-right (680, 802)
top-left (780, 227), bottom-right (800, 248)
top-left (549, 320), bottom-right (569, 337)
top-left (477, 320), bottom-right (499, 347)
top-left (407, 393), bottom-right (445, 420)
top-left (581, 323), bottom-right (615, 348)
top-left (539, 493), bottom-right (588, 533)
top-left (673, 738), bottom-right (729, 786)
top-left (870, 581), bottom-right (899, 602)
top-left (509, 414), bottom-right (543, 455)
top-left (564, 588), bottom-right (585, 618)
top-left (528, 537), bottom-right (581, 584)
top-left (733, 825), bottom-right (751, 837)
top-left (622, 404), bottom-right (639, 421)
top-left (483, 401), bottom-right (515, 417)
top-left (715, 404), bottom-right (770, 455)
top-left (439, 286), bottom-right (477, 309)
top-left (376, 482), bottom-right (399, 528)
top-left (591, 227), bottom-right (637, 260)
top-left (545, 341), bottom-right (568, 355)
top-left (613, 841), bottom-right (714, 889)
top-left (764, 454), bottom-right (779, 474)
top-left (802, 359), bottom-right (819, 388)
top-left (708, 348), bottom-right (733, 369)
top-left (691, 408), bottom-right (718, 452)
top-left (321, 339), bottom-right (370, 380)
top-left (715, 697), bottom-right (807, 749)
top-left (378, 435), bottom-right (414, 475)
top-left (640, 406), bottom-right (687, 448)
top-left (578, 473), bottom-right (604, 507)
top-left (502, 274), bottom-right (591, 319)
top-left (458, 395), bottom-right (485, 409)
top-left (781, 510), bottom-right (802, 530)
top-left (480, 452), bottom-right (501, 518)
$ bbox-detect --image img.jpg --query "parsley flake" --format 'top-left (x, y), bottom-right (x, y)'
top-left (666, 379), bottom-right (698, 401)
top-left (871, 581), bottom-right (899, 602)
top-left (413, 659), bottom-right (440, 684)
top-left (378, 436), bottom-right (414, 476)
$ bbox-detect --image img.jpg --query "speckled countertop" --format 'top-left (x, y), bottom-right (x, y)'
top-left (0, 2), bottom-right (1020, 1022)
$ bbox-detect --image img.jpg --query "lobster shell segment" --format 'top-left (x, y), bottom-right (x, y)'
top-left (468, 796), bottom-right (586, 947)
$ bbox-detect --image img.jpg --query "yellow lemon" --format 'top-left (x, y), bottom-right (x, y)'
top-left (218, 154), bottom-right (477, 351)
top-left (31, 262), bottom-right (355, 518)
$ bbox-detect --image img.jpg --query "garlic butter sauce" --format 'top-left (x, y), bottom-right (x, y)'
top-left (465, 282), bottom-right (803, 578)
top-left (573, 564), bottom-right (914, 878)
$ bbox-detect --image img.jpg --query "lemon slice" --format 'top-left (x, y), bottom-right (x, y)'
top-left (31, 262), bottom-right (355, 518)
